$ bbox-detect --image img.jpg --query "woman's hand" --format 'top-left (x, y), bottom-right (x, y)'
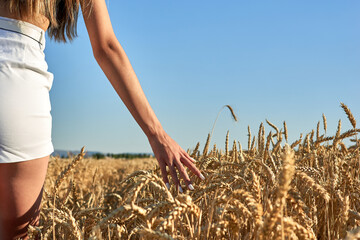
top-left (148, 131), bottom-right (205, 192)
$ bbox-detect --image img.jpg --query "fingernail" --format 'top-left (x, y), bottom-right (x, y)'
top-left (191, 157), bottom-right (197, 162)
top-left (166, 183), bottom-right (170, 190)
top-left (179, 186), bottom-right (183, 193)
top-left (200, 174), bottom-right (205, 180)
top-left (188, 184), bottom-right (194, 190)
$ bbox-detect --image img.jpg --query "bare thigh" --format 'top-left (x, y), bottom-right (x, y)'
top-left (0, 156), bottom-right (49, 240)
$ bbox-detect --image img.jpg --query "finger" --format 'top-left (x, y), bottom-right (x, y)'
top-left (182, 151), bottom-right (197, 163)
top-left (174, 160), bottom-right (193, 191)
top-left (159, 161), bottom-right (170, 189)
top-left (169, 164), bottom-right (182, 193)
top-left (181, 156), bottom-right (205, 180)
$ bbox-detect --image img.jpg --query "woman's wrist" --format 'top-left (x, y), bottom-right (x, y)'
top-left (145, 122), bottom-right (165, 140)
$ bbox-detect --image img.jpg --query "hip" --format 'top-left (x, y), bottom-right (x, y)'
top-left (0, 16), bottom-right (54, 163)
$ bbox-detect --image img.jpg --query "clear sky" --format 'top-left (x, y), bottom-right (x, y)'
top-left (45, 1), bottom-right (360, 153)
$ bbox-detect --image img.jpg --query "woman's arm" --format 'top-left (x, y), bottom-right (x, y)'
top-left (80, 0), bottom-right (204, 191)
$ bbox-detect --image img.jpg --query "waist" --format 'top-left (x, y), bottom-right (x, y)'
top-left (0, 16), bottom-right (45, 48)
top-left (0, 16), bottom-right (53, 89)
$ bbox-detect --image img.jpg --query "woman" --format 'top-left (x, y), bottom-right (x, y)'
top-left (0, 0), bottom-right (204, 239)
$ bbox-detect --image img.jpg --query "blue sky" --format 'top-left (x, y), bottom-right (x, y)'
top-left (45, 1), bottom-right (360, 153)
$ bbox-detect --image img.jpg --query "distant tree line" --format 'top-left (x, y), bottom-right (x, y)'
top-left (92, 152), bottom-right (153, 160)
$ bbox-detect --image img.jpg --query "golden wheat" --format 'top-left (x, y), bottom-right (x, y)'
top-left (26, 104), bottom-right (360, 240)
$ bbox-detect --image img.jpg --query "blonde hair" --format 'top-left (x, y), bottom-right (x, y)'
top-left (4, 0), bottom-right (92, 42)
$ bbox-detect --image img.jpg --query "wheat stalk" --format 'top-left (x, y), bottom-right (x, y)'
top-left (323, 113), bottom-right (327, 134)
top-left (340, 102), bottom-right (356, 129)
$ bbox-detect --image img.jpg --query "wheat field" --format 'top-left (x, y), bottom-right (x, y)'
top-left (26, 103), bottom-right (360, 239)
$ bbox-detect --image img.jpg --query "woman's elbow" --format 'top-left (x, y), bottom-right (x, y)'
top-left (92, 39), bottom-right (122, 62)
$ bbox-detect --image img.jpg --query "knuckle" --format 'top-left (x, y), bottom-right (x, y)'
top-left (175, 161), bottom-right (185, 171)
top-left (178, 165), bottom-right (185, 172)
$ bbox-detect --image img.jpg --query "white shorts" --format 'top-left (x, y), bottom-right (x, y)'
top-left (0, 16), bottom-right (54, 163)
